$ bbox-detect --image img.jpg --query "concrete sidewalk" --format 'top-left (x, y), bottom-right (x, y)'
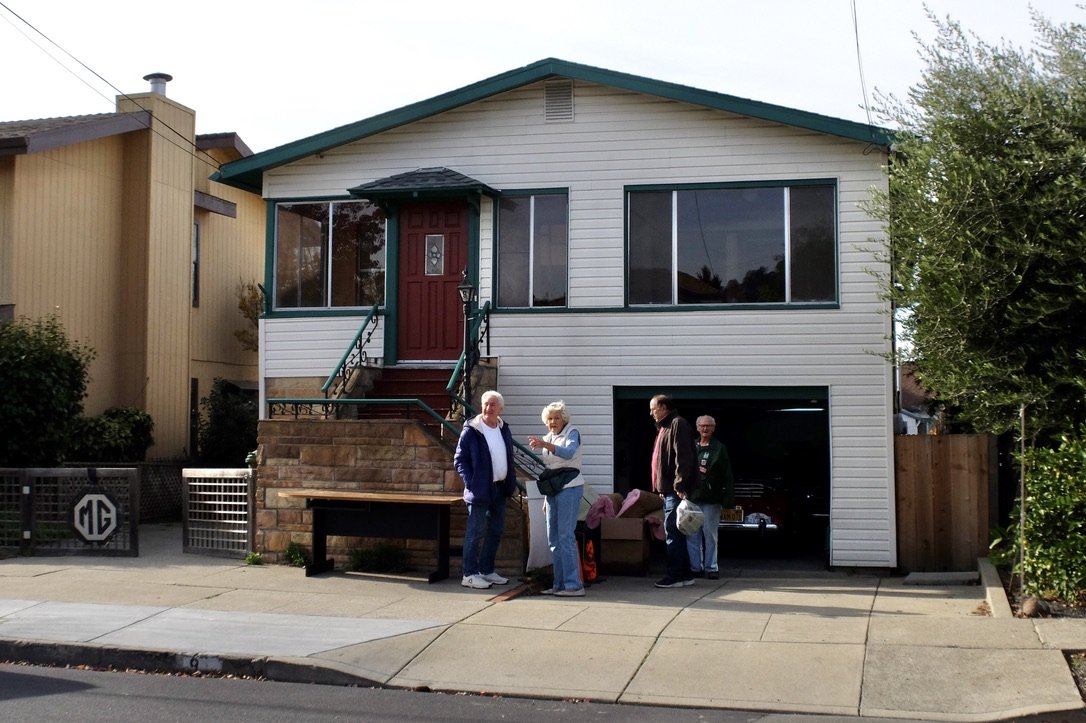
top-left (1, 523), bottom-right (1085, 721)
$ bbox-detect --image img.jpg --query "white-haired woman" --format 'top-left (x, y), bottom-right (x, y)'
top-left (528, 400), bottom-right (586, 596)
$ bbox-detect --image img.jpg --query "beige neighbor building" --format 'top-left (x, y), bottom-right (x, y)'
top-left (0, 74), bottom-right (265, 460)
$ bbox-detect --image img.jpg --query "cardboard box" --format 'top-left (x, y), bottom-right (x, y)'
top-left (599, 517), bottom-right (649, 576)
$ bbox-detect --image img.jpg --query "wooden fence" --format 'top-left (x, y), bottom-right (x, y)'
top-left (895, 434), bottom-right (998, 572)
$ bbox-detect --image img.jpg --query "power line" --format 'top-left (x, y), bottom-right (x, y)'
top-left (0, 4), bottom-right (110, 106)
top-left (0, 1), bottom-right (224, 170)
top-left (850, 0), bottom-right (875, 128)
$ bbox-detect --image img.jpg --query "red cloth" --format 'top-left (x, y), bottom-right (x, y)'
top-left (651, 427), bottom-right (665, 492)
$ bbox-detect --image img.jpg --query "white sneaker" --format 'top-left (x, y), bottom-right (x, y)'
top-left (481, 571), bottom-right (509, 585)
top-left (461, 574), bottom-right (492, 589)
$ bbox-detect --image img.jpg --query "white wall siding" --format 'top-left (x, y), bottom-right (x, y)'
top-left (485, 308), bottom-right (892, 569)
top-left (264, 316), bottom-right (385, 378)
top-left (260, 79), bottom-right (895, 567)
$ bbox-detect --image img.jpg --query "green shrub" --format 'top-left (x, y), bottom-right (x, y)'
top-left (1015, 429), bottom-right (1086, 603)
top-left (348, 543), bottom-right (408, 573)
top-left (69, 407), bottom-right (155, 462)
top-left (196, 378), bottom-right (257, 467)
top-left (244, 551), bottom-right (263, 565)
top-left (0, 315), bottom-right (95, 466)
top-left (284, 541), bottom-right (309, 567)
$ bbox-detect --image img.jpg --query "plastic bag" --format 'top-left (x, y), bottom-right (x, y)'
top-left (676, 498), bottom-right (704, 535)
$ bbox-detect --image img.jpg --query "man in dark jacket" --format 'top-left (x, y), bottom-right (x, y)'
top-left (454, 390), bottom-right (518, 590)
top-left (649, 394), bottom-right (699, 588)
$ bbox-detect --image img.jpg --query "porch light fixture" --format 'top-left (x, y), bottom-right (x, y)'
top-left (457, 269), bottom-right (477, 410)
top-left (457, 271), bottom-right (477, 305)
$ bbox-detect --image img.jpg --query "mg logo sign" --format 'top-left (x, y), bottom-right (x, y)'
top-left (71, 489), bottom-right (120, 543)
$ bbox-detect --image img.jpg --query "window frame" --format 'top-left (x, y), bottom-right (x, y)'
top-left (495, 188), bottom-right (570, 309)
top-left (271, 198), bottom-right (387, 312)
top-left (624, 179), bottom-right (839, 309)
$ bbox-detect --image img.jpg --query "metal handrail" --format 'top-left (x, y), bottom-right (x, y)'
top-left (446, 300), bottom-right (492, 417)
top-left (269, 397), bottom-right (461, 437)
top-left (322, 303), bottom-right (380, 398)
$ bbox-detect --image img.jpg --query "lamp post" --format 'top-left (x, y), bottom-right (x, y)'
top-left (456, 268), bottom-right (477, 412)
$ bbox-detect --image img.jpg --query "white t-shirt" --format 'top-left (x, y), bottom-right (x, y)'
top-left (480, 421), bottom-right (508, 482)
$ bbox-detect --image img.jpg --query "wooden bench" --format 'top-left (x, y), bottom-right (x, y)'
top-left (278, 490), bottom-right (463, 582)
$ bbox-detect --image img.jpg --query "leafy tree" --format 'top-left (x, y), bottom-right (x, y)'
top-left (865, 10), bottom-right (1086, 443)
top-left (233, 280), bottom-right (264, 353)
top-left (0, 315), bottom-right (95, 466)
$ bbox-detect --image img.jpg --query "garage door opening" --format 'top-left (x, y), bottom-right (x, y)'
top-left (613, 386), bottom-right (830, 562)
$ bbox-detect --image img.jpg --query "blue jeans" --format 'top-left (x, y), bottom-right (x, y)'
top-left (463, 494), bottom-right (507, 577)
top-left (546, 485), bottom-right (583, 591)
top-left (685, 503), bottom-right (722, 573)
top-left (663, 494), bottom-right (691, 579)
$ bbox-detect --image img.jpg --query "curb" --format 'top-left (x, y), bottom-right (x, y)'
top-left (0, 639), bottom-right (379, 687)
top-left (978, 556), bottom-right (1014, 618)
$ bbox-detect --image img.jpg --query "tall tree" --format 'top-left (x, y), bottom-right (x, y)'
top-left (866, 10), bottom-right (1086, 443)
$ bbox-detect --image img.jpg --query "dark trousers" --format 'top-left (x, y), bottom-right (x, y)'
top-left (663, 494), bottom-right (691, 578)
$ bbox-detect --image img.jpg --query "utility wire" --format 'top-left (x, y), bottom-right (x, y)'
top-left (0, 4), bottom-right (109, 106)
top-left (0, 1), bottom-right (223, 170)
top-left (850, 0), bottom-right (875, 128)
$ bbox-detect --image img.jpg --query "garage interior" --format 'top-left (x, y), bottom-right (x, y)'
top-left (612, 386), bottom-right (831, 568)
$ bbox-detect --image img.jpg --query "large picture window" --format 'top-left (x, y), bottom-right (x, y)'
top-left (274, 200), bottom-right (386, 309)
top-left (497, 192), bottom-right (568, 307)
top-left (628, 183), bottom-right (836, 305)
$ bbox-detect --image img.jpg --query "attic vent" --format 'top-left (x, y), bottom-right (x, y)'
top-left (544, 79), bottom-right (574, 122)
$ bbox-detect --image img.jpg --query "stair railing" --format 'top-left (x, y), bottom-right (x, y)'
top-left (323, 303), bottom-right (380, 399)
top-left (446, 300), bottom-right (491, 418)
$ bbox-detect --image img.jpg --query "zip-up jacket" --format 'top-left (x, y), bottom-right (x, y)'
top-left (454, 415), bottom-right (518, 504)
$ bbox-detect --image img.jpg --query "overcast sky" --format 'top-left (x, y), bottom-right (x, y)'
top-left (1, 1), bottom-right (1081, 153)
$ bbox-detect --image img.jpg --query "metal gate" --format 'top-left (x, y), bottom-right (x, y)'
top-left (182, 468), bottom-right (253, 558)
top-left (0, 467), bottom-right (139, 556)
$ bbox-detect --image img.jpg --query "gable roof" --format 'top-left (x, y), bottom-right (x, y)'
top-left (0, 111), bottom-right (151, 156)
top-left (213, 57), bottom-right (894, 194)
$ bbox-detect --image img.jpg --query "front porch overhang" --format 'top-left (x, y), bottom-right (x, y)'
top-left (347, 166), bottom-right (499, 202)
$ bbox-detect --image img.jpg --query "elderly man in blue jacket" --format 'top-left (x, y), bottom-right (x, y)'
top-left (454, 390), bottom-right (518, 590)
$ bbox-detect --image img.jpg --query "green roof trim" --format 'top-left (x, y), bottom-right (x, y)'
top-left (213, 57), bottom-right (893, 194)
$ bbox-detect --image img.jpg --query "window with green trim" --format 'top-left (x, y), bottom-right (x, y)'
top-left (497, 192), bottom-right (568, 307)
top-left (274, 200), bottom-right (386, 309)
top-left (627, 183), bottom-right (836, 305)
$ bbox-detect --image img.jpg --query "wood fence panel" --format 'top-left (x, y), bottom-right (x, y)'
top-left (895, 434), bottom-right (993, 572)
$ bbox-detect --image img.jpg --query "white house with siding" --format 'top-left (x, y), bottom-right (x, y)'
top-left (214, 59), bottom-right (896, 568)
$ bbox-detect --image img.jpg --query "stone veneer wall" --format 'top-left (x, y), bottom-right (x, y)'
top-left (265, 376), bottom-right (326, 400)
top-left (255, 418), bottom-right (527, 576)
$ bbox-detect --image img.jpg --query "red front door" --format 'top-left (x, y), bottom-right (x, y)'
top-left (397, 200), bottom-right (469, 361)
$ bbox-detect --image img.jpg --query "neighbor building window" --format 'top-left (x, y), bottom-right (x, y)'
top-left (627, 182), bottom-right (836, 305)
top-left (497, 192), bottom-right (568, 307)
top-left (274, 200), bottom-right (386, 309)
top-left (191, 221), bottom-right (200, 308)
